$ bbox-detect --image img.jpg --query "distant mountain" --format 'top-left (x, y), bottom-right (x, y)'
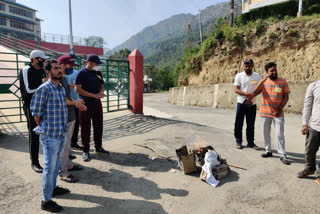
top-left (112, 14), bottom-right (193, 53)
top-left (145, 3), bottom-right (231, 69)
top-left (112, 2), bottom-right (231, 69)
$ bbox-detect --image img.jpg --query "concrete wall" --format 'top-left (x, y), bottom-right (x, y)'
top-left (169, 81), bottom-right (313, 114)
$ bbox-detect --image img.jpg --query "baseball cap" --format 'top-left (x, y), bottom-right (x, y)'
top-left (244, 58), bottom-right (254, 64)
top-left (58, 55), bottom-right (79, 66)
top-left (30, 50), bottom-right (49, 60)
top-left (87, 54), bottom-right (103, 64)
top-left (68, 53), bottom-right (77, 59)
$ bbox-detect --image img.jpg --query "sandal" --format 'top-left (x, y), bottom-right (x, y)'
top-left (60, 174), bottom-right (78, 183)
top-left (68, 165), bottom-right (83, 171)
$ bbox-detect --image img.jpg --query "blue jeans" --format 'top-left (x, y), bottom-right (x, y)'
top-left (234, 103), bottom-right (256, 146)
top-left (40, 134), bottom-right (66, 201)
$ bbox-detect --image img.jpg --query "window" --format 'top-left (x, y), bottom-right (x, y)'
top-left (0, 3), bottom-right (5, 11)
top-left (0, 17), bottom-right (6, 26)
top-left (10, 20), bottom-right (34, 32)
top-left (9, 6), bottom-right (33, 18)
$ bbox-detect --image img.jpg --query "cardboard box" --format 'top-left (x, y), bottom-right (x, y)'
top-left (200, 163), bottom-right (230, 181)
top-left (176, 146), bottom-right (197, 174)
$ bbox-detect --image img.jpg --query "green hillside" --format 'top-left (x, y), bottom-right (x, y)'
top-left (112, 2), bottom-right (231, 68)
top-left (112, 14), bottom-right (193, 53)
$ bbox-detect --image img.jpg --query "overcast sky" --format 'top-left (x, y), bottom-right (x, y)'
top-left (19, 0), bottom-right (228, 48)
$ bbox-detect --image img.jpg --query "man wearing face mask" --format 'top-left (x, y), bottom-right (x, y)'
top-left (254, 62), bottom-right (291, 165)
top-left (75, 54), bottom-right (108, 162)
top-left (65, 54), bottom-right (82, 151)
top-left (233, 59), bottom-right (261, 150)
top-left (19, 50), bottom-right (49, 173)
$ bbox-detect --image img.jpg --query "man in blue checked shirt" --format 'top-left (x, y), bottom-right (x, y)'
top-left (30, 59), bottom-right (70, 213)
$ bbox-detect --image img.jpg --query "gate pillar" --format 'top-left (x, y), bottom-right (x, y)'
top-left (129, 49), bottom-right (144, 114)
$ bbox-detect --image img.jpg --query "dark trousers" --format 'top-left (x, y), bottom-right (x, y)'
top-left (305, 127), bottom-right (320, 177)
top-left (79, 103), bottom-right (103, 153)
top-left (71, 107), bottom-right (79, 146)
top-left (23, 107), bottom-right (40, 165)
top-left (234, 103), bottom-right (256, 146)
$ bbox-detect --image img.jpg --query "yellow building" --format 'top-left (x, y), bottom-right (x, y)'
top-left (242, 0), bottom-right (291, 13)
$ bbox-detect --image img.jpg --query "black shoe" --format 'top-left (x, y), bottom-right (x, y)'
top-left (247, 144), bottom-right (260, 150)
top-left (71, 144), bottom-right (82, 150)
top-left (95, 147), bottom-right (110, 155)
top-left (280, 156), bottom-right (291, 165)
top-left (52, 186), bottom-right (70, 197)
top-left (41, 200), bottom-right (63, 213)
top-left (69, 154), bottom-right (77, 160)
top-left (236, 144), bottom-right (243, 149)
top-left (297, 169), bottom-right (315, 178)
top-left (31, 163), bottom-right (43, 173)
top-left (261, 152), bottom-right (273, 158)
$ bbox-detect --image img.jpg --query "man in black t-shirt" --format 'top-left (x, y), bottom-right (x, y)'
top-left (19, 50), bottom-right (49, 173)
top-left (75, 54), bottom-right (108, 161)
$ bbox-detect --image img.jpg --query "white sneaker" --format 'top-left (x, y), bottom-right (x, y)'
top-left (82, 152), bottom-right (90, 162)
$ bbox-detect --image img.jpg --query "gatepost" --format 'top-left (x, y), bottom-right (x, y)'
top-left (129, 49), bottom-right (144, 114)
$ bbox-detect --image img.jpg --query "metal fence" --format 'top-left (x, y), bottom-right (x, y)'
top-left (0, 51), bottom-right (130, 125)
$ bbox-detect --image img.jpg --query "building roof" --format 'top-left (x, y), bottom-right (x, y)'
top-left (0, 0), bottom-right (37, 11)
top-left (0, 12), bottom-right (37, 24)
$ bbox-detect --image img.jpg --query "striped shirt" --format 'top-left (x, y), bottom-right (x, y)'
top-left (30, 80), bottom-right (68, 138)
top-left (258, 78), bottom-right (290, 118)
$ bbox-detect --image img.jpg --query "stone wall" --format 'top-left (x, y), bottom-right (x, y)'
top-left (169, 81), bottom-right (313, 114)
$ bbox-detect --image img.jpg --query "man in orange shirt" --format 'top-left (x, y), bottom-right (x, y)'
top-left (255, 62), bottom-right (291, 165)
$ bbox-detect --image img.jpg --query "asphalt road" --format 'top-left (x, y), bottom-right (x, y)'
top-left (0, 92), bottom-right (319, 214)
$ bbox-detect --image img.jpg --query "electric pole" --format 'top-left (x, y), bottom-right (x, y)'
top-left (68, 0), bottom-right (74, 54)
top-left (199, 10), bottom-right (203, 45)
top-left (297, 0), bottom-right (303, 17)
top-left (230, 0), bottom-right (234, 27)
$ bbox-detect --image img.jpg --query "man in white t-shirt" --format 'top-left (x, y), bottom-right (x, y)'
top-left (233, 59), bottom-right (261, 149)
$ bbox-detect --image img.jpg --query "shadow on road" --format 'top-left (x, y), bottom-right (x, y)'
top-left (59, 193), bottom-right (169, 214)
top-left (0, 113), bottom-right (205, 154)
top-left (73, 166), bottom-right (188, 200)
top-left (101, 113), bottom-right (205, 141)
top-left (92, 151), bottom-right (178, 172)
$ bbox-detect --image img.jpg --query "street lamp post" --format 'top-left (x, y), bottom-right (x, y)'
top-left (68, 0), bottom-right (74, 54)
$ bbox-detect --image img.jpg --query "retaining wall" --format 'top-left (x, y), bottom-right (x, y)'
top-left (168, 81), bottom-right (313, 114)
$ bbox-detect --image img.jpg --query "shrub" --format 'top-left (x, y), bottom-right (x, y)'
top-left (286, 29), bottom-right (299, 38)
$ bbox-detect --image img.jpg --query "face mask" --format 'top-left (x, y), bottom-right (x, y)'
top-left (37, 60), bottom-right (44, 68)
top-left (92, 66), bottom-right (101, 71)
top-left (65, 68), bottom-right (73, 75)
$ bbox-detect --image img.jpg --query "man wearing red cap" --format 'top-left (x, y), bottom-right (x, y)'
top-left (58, 55), bottom-right (87, 182)
top-left (76, 54), bottom-right (108, 162)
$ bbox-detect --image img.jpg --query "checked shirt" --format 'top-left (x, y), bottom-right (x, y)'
top-left (30, 80), bottom-right (68, 138)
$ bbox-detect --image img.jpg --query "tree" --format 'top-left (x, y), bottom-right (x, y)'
top-left (109, 48), bottom-right (131, 60)
top-left (153, 67), bottom-right (174, 90)
top-left (84, 35), bottom-right (105, 48)
top-left (303, 0), bottom-right (320, 14)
